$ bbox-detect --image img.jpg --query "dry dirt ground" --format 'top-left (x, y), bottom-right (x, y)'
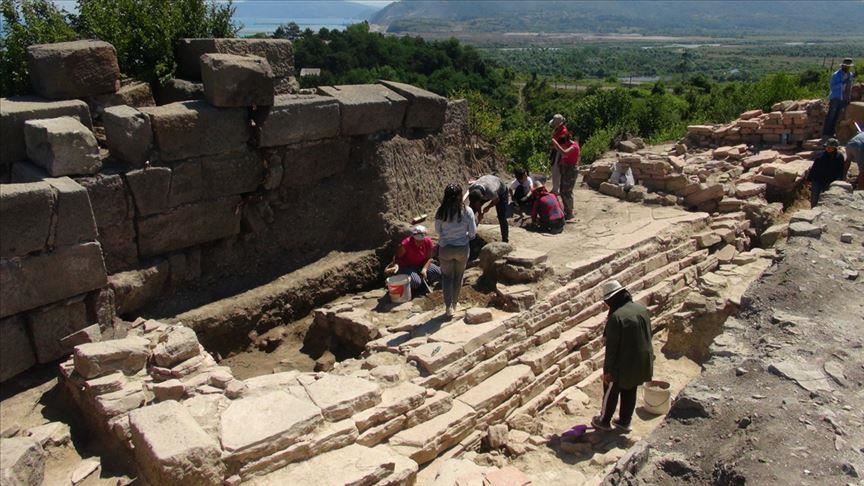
top-left (630, 188), bottom-right (864, 485)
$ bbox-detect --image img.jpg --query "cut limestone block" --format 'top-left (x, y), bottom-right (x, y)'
top-left (103, 105), bottom-right (152, 168)
top-left (456, 364), bottom-right (534, 413)
top-left (24, 116), bottom-right (101, 176)
top-left (220, 391), bottom-right (322, 463)
top-left (152, 326), bottom-right (199, 368)
top-left (72, 335), bottom-right (150, 379)
top-left (45, 177), bottom-right (98, 248)
top-left (302, 374), bottom-right (382, 421)
top-left (464, 308), bottom-right (493, 325)
top-left (108, 260), bottom-right (170, 316)
top-left (278, 137), bottom-right (350, 185)
top-left (86, 80), bottom-right (155, 119)
top-left (125, 167), bottom-right (171, 217)
top-left (248, 443), bottom-right (395, 486)
top-left (200, 53), bottom-right (274, 108)
top-left (140, 101), bottom-right (248, 161)
top-left (379, 80), bottom-right (447, 130)
top-left (0, 436), bottom-right (45, 486)
top-left (760, 223), bottom-right (789, 247)
top-left (129, 400), bottom-right (225, 486)
top-left (177, 38), bottom-right (294, 81)
top-left (28, 298), bottom-right (90, 363)
top-left (318, 84), bottom-right (407, 135)
top-left (136, 196), bottom-right (241, 256)
top-left (0, 242), bottom-right (108, 318)
top-left (255, 95), bottom-right (340, 147)
top-left (0, 181), bottom-right (53, 258)
top-left (375, 445), bottom-right (419, 486)
top-left (60, 323), bottom-right (102, 351)
top-left (352, 382), bottom-right (427, 432)
top-left (389, 400), bottom-right (476, 465)
top-left (0, 96), bottom-right (93, 166)
top-left (504, 249), bottom-right (548, 267)
top-left (198, 149), bottom-right (264, 198)
top-left (788, 222), bottom-right (821, 239)
top-left (0, 315), bottom-right (37, 382)
top-left (26, 40), bottom-right (120, 99)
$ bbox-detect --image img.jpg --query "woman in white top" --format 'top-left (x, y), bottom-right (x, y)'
top-left (434, 183), bottom-right (477, 318)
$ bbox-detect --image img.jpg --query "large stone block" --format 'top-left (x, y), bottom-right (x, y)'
top-left (152, 325), bottom-right (200, 368)
top-left (201, 53), bottom-right (274, 108)
top-left (129, 400), bottom-right (225, 486)
top-left (0, 315), bottom-right (36, 382)
top-left (109, 260), bottom-right (170, 316)
top-left (198, 149), bottom-right (264, 198)
top-left (249, 444), bottom-right (395, 486)
top-left (166, 160), bottom-right (204, 207)
top-left (78, 174), bottom-right (132, 229)
top-left (98, 220), bottom-right (139, 274)
top-left (103, 105), bottom-right (153, 169)
top-left (141, 101), bottom-right (249, 161)
top-left (73, 335), bottom-right (150, 379)
top-left (318, 84), bottom-right (407, 135)
top-left (177, 38), bottom-right (294, 81)
top-left (26, 40), bottom-right (120, 99)
top-left (0, 242), bottom-right (108, 318)
top-left (24, 116), bottom-right (101, 176)
top-left (0, 437), bottom-right (45, 486)
top-left (137, 196), bottom-right (241, 256)
top-left (45, 177), bottom-right (98, 247)
top-left (86, 80), bottom-right (155, 119)
top-left (380, 80), bottom-right (447, 130)
top-left (0, 96), bottom-right (93, 167)
top-left (0, 181), bottom-right (53, 258)
top-left (255, 95), bottom-right (340, 147)
top-left (125, 167), bottom-right (171, 217)
top-left (302, 374), bottom-right (382, 421)
top-left (157, 78), bottom-right (205, 105)
top-left (28, 298), bottom-right (90, 363)
top-left (279, 138), bottom-right (351, 185)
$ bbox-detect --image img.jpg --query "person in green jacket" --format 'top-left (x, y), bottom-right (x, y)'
top-left (592, 280), bottom-right (654, 432)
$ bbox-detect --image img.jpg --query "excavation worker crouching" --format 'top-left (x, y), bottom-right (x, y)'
top-left (592, 280), bottom-right (654, 433)
top-left (388, 225), bottom-right (441, 295)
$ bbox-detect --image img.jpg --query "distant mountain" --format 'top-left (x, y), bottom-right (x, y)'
top-left (235, 1), bottom-right (385, 21)
top-left (371, 1), bottom-right (864, 37)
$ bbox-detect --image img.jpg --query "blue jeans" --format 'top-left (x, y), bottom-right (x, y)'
top-left (822, 99), bottom-right (847, 138)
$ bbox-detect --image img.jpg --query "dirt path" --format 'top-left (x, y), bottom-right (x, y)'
top-left (631, 187), bottom-right (864, 485)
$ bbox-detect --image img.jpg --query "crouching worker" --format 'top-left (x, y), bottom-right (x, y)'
top-left (386, 225), bottom-right (441, 296)
top-left (468, 175), bottom-right (510, 243)
top-left (529, 181), bottom-right (565, 234)
top-left (509, 167), bottom-right (535, 216)
top-left (592, 280), bottom-right (654, 433)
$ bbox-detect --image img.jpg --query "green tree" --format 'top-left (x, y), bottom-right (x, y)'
top-left (274, 22), bottom-right (302, 41)
top-left (0, 0), bottom-right (76, 96)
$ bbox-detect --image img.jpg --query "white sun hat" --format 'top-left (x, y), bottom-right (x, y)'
top-left (601, 280), bottom-right (626, 301)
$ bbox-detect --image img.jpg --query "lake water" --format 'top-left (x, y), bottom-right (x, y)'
top-left (238, 17), bottom-right (365, 35)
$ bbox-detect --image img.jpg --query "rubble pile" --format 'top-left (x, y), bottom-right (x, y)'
top-left (685, 99), bottom-right (826, 147)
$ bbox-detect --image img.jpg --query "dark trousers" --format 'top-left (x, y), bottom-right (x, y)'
top-left (810, 181), bottom-right (826, 208)
top-left (559, 164), bottom-right (577, 219)
top-left (600, 381), bottom-right (638, 426)
top-left (495, 190), bottom-right (510, 243)
top-left (822, 99), bottom-right (847, 138)
top-left (533, 219), bottom-right (564, 234)
top-left (398, 264), bottom-right (441, 295)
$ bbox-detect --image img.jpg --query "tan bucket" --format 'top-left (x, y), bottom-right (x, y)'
top-left (642, 380), bottom-right (671, 415)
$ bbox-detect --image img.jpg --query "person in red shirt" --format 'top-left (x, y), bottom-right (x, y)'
top-left (390, 225), bottom-right (441, 295)
top-left (530, 181), bottom-right (565, 234)
top-left (549, 114), bottom-right (569, 195)
top-left (553, 133), bottom-right (580, 220)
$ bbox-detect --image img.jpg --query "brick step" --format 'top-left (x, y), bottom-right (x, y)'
top-left (388, 400), bottom-right (476, 465)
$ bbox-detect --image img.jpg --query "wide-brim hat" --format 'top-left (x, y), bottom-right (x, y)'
top-left (602, 280), bottom-right (626, 300)
top-left (841, 58), bottom-right (854, 67)
top-left (411, 225), bottom-right (428, 238)
top-left (548, 114), bottom-right (565, 128)
top-left (824, 138), bottom-right (840, 148)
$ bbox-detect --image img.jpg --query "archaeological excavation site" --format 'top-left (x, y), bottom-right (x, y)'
top-left (1, 38), bottom-right (863, 486)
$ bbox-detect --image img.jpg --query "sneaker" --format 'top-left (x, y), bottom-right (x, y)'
top-left (591, 415), bottom-right (613, 432)
top-left (444, 306), bottom-right (454, 318)
top-left (612, 419), bottom-right (631, 432)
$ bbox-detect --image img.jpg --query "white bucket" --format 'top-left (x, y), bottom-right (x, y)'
top-left (642, 380), bottom-right (671, 415)
top-left (386, 275), bottom-right (412, 304)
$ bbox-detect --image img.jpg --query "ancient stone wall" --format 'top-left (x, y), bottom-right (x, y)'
top-left (0, 39), bottom-right (499, 382)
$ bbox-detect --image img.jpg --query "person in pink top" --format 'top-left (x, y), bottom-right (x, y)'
top-left (389, 225), bottom-right (441, 296)
top-left (552, 132), bottom-right (580, 220)
top-left (549, 114), bottom-right (570, 195)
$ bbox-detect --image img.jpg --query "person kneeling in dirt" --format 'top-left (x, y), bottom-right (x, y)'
top-left (529, 181), bottom-right (565, 234)
top-left (468, 174), bottom-right (510, 243)
top-left (509, 167), bottom-right (535, 217)
top-left (807, 138), bottom-right (846, 207)
top-left (387, 225), bottom-right (441, 296)
top-left (592, 280), bottom-right (654, 433)
top-left (846, 131), bottom-right (864, 191)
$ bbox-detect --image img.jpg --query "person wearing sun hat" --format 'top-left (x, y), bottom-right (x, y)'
top-left (387, 224), bottom-right (441, 296)
top-left (591, 279), bottom-right (654, 433)
top-left (823, 58), bottom-right (855, 138)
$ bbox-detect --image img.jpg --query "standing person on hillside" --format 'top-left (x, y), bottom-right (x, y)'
top-left (807, 138), bottom-right (846, 207)
top-left (468, 174), bottom-right (510, 243)
top-left (435, 184), bottom-right (477, 318)
top-left (823, 58), bottom-right (855, 138)
top-left (548, 114), bottom-right (569, 195)
top-left (592, 280), bottom-right (654, 433)
top-left (846, 130), bottom-right (864, 191)
top-left (553, 133), bottom-right (580, 220)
